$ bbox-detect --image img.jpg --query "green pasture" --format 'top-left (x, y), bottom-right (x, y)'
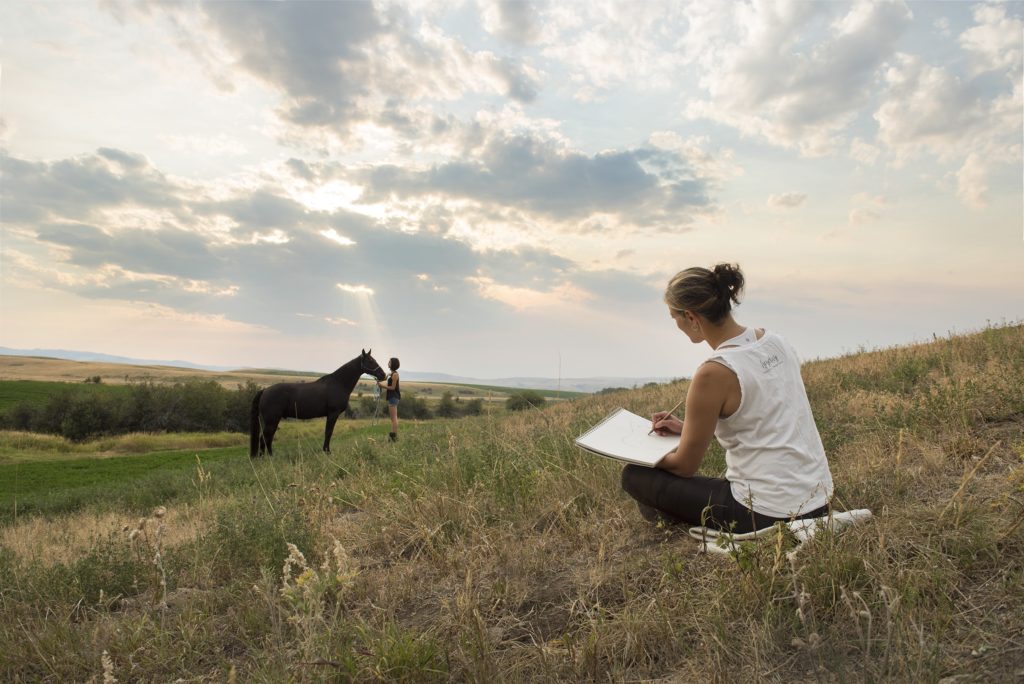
top-left (0, 380), bottom-right (130, 411)
top-left (0, 418), bottom-right (389, 522)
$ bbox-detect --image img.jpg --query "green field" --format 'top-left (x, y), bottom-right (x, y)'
top-left (1, 446), bottom-right (243, 520)
top-left (0, 380), bottom-right (130, 411)
top-left (0, 420), bottom-right (381, 521)
top-left (1, 325), bottom-right (1022, 682)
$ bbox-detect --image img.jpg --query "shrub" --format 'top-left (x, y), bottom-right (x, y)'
top-left (505, 390), bottom-right (547, 411)
top-left (436, 391), bottom-right (458, 418)
top-left (397, 392), bottom-right (432, 420)
top-left (0, 380), bottom-right (266, 440)
top-left (461, 398), bottom-right (484, 416)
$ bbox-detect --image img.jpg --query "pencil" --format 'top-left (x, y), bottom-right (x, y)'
top-left (649, 397), bottom-right (685, 435)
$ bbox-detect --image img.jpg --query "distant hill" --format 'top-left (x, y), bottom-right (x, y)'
top-left (399, 372), bottom-right (677, 394)
top-left (0, 347), bottom-right (234, 372)
top-left (0, 347), bottom-right (675, 393)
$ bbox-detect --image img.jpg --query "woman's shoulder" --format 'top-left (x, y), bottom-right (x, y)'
top-left (696, 357), bottom-right (737, 380)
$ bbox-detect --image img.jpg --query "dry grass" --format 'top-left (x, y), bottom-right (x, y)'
top-left (0, 502), bottom-right (211, 568)
top-left (0, 354), bottom-right (318, 387)
top-left (1, 324), bottom-right (1022, 682)
top-left (0, 430), bottom-right (244, 464)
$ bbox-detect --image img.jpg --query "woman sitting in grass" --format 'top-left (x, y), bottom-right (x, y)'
top-left (621, 263), bottom-right (833, 532)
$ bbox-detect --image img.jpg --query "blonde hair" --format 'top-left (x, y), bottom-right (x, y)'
top-left (664, 263), bottom-right (745, 323)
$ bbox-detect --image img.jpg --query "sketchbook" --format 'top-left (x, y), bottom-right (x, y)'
top-left (574, 407), bottom-right (678, 467)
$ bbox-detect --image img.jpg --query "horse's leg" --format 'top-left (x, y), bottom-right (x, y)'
top-left (263, 417), bottom-right (280, 457)
top-left (256, 414), bottom-right (269, 457)
top-left (323, 410), bottom-right (341, 453)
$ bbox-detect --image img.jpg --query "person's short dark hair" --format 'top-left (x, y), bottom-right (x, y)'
top-left (389, 357), bottom-right (400, 371)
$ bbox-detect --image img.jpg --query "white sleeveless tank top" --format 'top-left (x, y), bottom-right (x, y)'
top-left (707, 329), bottom-right (833, 517)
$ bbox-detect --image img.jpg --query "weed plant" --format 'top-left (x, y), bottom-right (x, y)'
top-left (0, 324), bottom-right (1021, 681)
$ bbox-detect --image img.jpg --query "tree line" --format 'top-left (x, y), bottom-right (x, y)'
top-left (0, 381), bottom-right (536, 442)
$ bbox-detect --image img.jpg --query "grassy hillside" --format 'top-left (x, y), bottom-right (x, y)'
top-left (0, 354), bottom-right (318, 387)
top-left (1, 324), bottom-right (1022, 682)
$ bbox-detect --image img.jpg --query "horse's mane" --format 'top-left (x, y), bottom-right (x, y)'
top-left (316, 355), bottom-right (361, 382)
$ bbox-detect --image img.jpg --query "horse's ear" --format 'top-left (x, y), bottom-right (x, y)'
top-left (362, 348), bottom-right (367, 355)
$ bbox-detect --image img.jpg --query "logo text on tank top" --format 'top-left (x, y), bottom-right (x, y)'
top-left (760, 354), bottom-right (782, 372)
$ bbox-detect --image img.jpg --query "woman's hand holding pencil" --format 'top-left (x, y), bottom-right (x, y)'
top-left (649, 397), bottom-right (685, 436)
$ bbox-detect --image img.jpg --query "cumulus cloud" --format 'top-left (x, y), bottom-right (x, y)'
top-left (467, 275), bottom-right (592, 311)
top-left (480, 0), bottom-right (543, 45)
top-left (874, 51), bottom-right (1021, 208)
top-left (955, 152), bottom-right (990, 209)
top-left (359, 131), bottom-right (714, 227)
top-left (647, 132), bottom-right (743, 182)
top-left (682, 1), bottom-right (912, 156)
top-left (0, 149), bottom-right (183, 225)
top-left (767, 192), bottom-right (807, 209)
top-left (537, 2), bottom-right (687, 98)
top-left (875, 54), bottom-right (988, 160)
top-left (848, 193), bottom-right (886, 226)
top-left (5, 148), bottom-right (663, 340)
top-left (115, 1), bottom-right (542, 142)
top-left (959, 3), bottom-right (1023, 74)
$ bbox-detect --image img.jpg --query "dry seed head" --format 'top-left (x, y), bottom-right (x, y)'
top-left (101, 650), bottom-right (117, 684)
top-left (152, 506), bottom-right (166, 519)
top-left (281, 542), bottom-right (308, 584)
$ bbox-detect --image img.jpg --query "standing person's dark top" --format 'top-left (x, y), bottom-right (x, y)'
top-left (386, 371), bottom-right (400, 402)
top-left (377, 357), bottom-right (401, 442)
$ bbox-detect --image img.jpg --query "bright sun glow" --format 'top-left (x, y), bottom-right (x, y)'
top-left (320, 229), bottom-right (356, 246)
top-left (336, 283), bottom-right (375, 295)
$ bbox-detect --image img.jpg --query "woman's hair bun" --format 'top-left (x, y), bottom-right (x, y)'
top-left (712, 263), bottom-right (745, 305)
top-left (664, 262), bottom-right (745, 323)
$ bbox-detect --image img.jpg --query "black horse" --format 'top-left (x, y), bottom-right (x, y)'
top-left (249, 349), bottom-right (386, 457)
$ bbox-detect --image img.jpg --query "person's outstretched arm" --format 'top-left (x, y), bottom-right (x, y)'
top-left (657, 362), bottom-right (729, 477)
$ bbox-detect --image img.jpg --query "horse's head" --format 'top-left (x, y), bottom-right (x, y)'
top-left (360, 349), bottom-right (387, 381)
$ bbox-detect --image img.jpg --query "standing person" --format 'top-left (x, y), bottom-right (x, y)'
top-left (621, 263), bottom-right (833, 532)
top-left (378, 357), bottom-right (401, 442)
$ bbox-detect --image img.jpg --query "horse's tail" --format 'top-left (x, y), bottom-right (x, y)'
top-left (249, 389), bottom-right (264, 457)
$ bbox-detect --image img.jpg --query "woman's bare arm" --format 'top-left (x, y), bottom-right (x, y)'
top-left (657, 363), bottom-right (730, 477)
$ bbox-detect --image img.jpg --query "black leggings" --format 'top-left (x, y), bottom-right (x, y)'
top-left (620, 465), bottom-right (829, 533)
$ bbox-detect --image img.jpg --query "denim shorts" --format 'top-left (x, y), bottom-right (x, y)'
top-left (387, 397), bottom-right (400, 407)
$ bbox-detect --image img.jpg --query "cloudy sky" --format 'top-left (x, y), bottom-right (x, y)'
top-left (1, 1), bottom-right (1021, 380)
